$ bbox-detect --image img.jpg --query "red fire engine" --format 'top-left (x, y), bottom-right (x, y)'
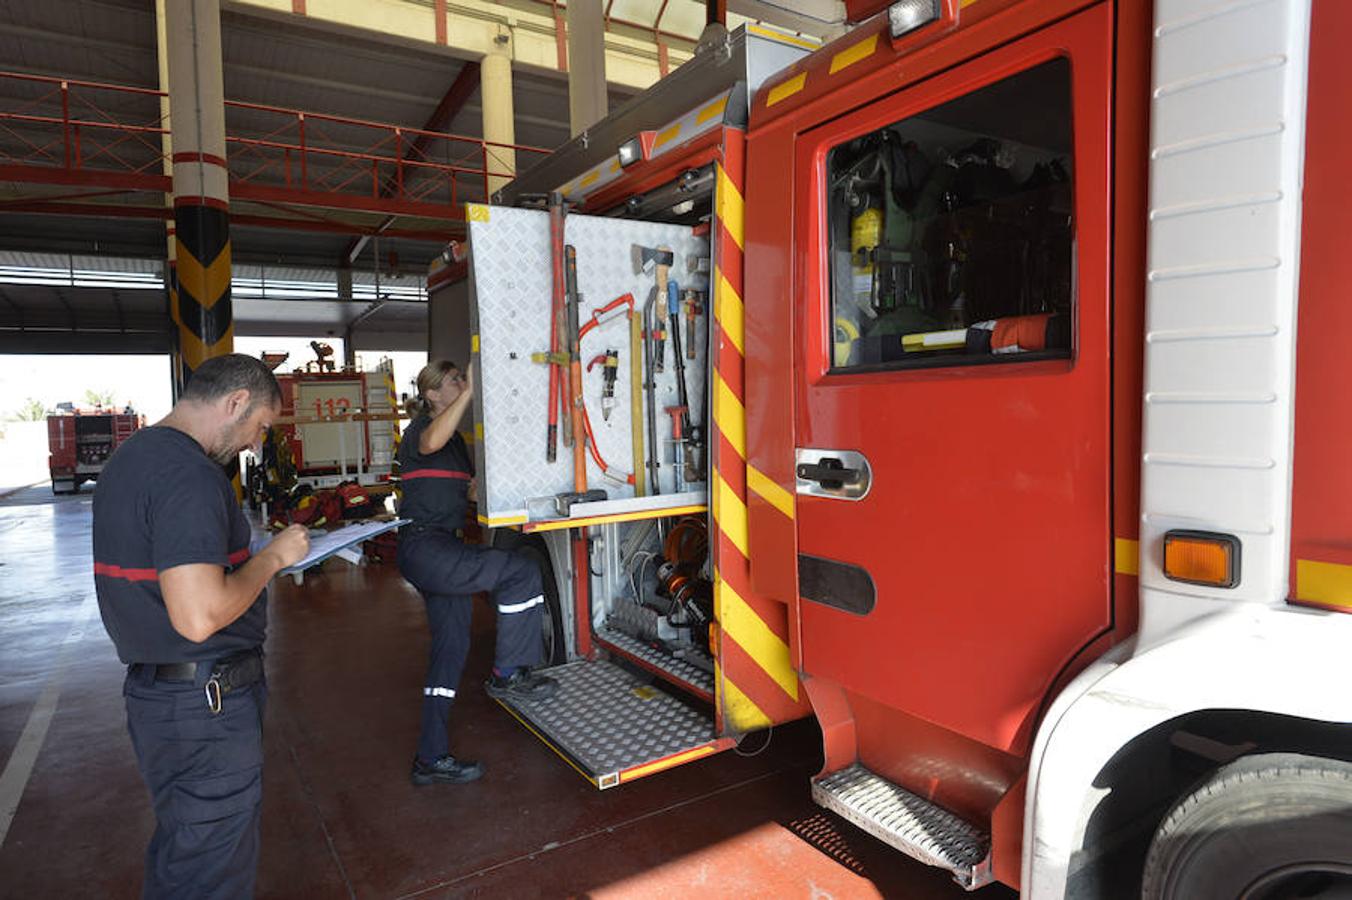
top-left (47, 408), bottom-right (142, 494)
top-left (268, 353), bottom-right (400, 489)
top-left (456, 1), bottom-right (1352, 896)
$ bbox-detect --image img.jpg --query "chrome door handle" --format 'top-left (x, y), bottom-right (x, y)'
top-left (795, 448), bottom-right (872, 500)
top-left (795, 458), bottom-right (862, 490)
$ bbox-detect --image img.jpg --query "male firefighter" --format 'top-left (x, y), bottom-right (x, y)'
top-left (92, 354), bottom-right (309, 898)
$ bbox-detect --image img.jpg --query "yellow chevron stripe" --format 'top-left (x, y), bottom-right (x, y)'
top-left (715, 269), bottom-right (744, 355)
top-left (766, 72), bottom-right (806, 107)
top-left (697, 96), bottom-right (729, 125)
top-left (654, 122), bottom-right (682, 149)
top-left (747, 464), bottom-right (795, 521)
top-left (1296, 559), bottom-right (1352, 610)
top-left (471, 334), bottom-right (480, 353)
top-left (714, 472), bottom-right (749, 557)
top-left (718, 663), bottom-right (772, 731)
top-left (1115, 538), bottom-right (1139, 576)
top-left (716, 164), bottom-right (744, 250)
top-left (474, 421), bottom-right (483, 441)
top-left (746, 24), bottom-right (818, 50)
top-left (175, 241), bottom-right (231, 308)
top-left (712, 371), bottom-right (746, 459)
top-left (829, 32), bottom-right (879, 75)
top-left (717, 574), bottom-right (798, 701)
top-left (176, 320), bottom-right (234, 370)
top-left (466, 203), bottom-right (490, 222)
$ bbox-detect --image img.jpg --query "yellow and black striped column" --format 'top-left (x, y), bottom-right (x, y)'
top-left (165, 0), bottom-right (232, 391)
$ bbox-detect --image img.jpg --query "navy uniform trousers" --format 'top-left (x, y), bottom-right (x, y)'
top-left (397, 526), bottom-right (545, 762)
top-left (123, 663), bottom-right (266, 900)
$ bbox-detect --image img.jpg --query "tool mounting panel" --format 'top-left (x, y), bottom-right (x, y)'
top-left (466, 204), bottom-right (710, 527)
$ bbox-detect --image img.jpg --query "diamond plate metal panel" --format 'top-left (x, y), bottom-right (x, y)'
top-left (812, 764), bottom-right (992, 889)
top-left (467, 206), bottom-right (711, 523)
top-left (596, 625), bottom-right (715, 696)
top-left (496, 659), bottom-right (715, 781)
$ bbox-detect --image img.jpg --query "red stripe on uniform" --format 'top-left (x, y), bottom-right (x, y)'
top-left (94, 562), bottom-right (159, 582)
top-left (228, 548), bottom-right (250, 565)
top-left (401, 469), bottom-right (471, 481)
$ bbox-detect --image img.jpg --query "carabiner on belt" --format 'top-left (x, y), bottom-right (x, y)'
top-left (204, 674), bottom-right (224, 715)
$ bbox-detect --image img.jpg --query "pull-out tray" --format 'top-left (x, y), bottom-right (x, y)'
top-left (492, 659), bottom-right (733, 789)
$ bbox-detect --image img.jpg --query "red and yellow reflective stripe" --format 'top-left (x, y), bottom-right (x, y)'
top-left (709, 136), bottom-right (809, 734)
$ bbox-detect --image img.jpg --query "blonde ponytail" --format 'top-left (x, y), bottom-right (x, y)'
top-left (406, 359), bottom-right (459, 418)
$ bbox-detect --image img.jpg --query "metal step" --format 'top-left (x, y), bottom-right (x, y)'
top-left (594, 626), bottom-right (715, 700)
top-left (492, 659), bottom-right (732, 789)
top-left (812, 764), bottom-right (992, 891)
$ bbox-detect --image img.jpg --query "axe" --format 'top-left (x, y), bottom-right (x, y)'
top-left (633, 244), bottom-right (674, 371)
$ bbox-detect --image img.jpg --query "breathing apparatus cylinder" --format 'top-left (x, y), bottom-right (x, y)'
top-left (850, 205), bottom-right (882, 312)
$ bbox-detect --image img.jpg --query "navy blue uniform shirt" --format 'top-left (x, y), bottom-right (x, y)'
top-left (93, 426), bottom-right (264, 664)
top-left (396, 415), bottom-right (474, 531)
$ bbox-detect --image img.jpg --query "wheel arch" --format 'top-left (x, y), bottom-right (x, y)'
top-left (1023, 604), bottom-right (1352, 898)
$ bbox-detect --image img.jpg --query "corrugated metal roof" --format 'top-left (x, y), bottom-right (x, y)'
top-left (0, 0), bottom-right (831, 346)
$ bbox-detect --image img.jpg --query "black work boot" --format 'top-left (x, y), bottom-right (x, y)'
top-left (484, 669), bottom-right (559, 702)
top-left (411, 754), bottom-right (484, 787)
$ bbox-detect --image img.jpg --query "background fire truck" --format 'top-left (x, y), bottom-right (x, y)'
top-left (454, 0), bottom-right (1352, 897)
top-left (47, 407), bottom-right (142, 494)
top-left (246, 346), bottom-right (402, 525)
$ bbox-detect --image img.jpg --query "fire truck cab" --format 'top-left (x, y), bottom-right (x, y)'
top-left (470, 1), bottom-right (1352, 896)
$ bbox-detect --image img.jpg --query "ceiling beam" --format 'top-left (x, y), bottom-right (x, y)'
top-left (343, 60), bottom-right (481, 265)
top-left (409, 62), bottom-right (482, 162)
top-left (224, 0), bottom-right (692, 91)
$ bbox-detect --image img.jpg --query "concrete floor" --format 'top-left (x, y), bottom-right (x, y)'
top-left (0, 483), bottom-right (1017, 899)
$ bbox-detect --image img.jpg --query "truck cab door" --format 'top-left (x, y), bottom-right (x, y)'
top-left (791, 6), bottom-right (1113, 755)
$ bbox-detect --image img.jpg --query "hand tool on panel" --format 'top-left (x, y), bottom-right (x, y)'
top-left (564, 245), bottom-right (587, 491)
top-left (547, 193), bottom-right (568, 459)
top-left (663, 405), bottom-right (689, 493)
top-left (683, 289), bottom-right (703, 361)
top-left (630, 306), bottom-right (646, 497)
top-left (642, 287), bottom-right (662, 496)
top-left (553, 488), bottom-right (608, 517)
top-left (665, 279), bottom-right (704, 485)
top-left (633, 244), bottom-right (674, 372)
top-left (587, 350), bottom-right (620, 422)
top-left (578, 294), bottom-right (635, 340)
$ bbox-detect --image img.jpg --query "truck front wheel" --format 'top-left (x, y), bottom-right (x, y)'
top-left (515, 540), bottom-right (566, 667)
top-left (1141, 752), bottom-right (1352, 900)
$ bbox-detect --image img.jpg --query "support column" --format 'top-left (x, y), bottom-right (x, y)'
top-left (566, 0), bottom-right (608, 136)
top-left (481, 40), bottom-right (517, 199)
top-left (155, 0), bottom-right (180, 399)
top-left (166, 0), bottom-right (232, 391)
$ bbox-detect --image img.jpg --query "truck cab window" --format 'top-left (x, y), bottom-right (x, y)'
top-left (827, 58), bottom-right (1074, 370)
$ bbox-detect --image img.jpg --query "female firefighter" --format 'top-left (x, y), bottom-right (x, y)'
top-left (396, 359), bottom-right (558, 786)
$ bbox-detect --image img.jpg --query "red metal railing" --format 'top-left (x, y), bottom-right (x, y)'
top-left (0, 70), bottom-right (551, 231)
top-left (0, 71), bottom-right (169, 189)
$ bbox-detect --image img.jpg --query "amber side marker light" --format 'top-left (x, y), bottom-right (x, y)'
top-left (1163, 530), bottom-right (1241, 588)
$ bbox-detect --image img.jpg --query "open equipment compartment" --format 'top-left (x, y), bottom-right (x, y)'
top-left (470, 23), bottom-right (815, 790)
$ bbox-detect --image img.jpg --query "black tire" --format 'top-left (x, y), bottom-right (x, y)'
top-left (1142, 752), bottom-right (1352, 900)
top-left (515, 541), bottom-right (567, 667)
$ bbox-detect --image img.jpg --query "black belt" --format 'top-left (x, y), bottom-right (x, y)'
top-left (137, 648), bottom-right (264, 714)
